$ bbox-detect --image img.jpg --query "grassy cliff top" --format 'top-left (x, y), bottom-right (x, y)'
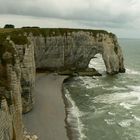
top-left (0, 27), bottom-right (113, 34)
top-left (0, 28), bottom-right (115, 45)
top-left (0, 28), bottom-right (115, 62)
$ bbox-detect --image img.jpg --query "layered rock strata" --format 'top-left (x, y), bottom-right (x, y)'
top-left (0, 28), bottom-right (125, 140)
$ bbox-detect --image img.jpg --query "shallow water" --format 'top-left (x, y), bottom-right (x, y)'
top-left (64, 39), bottom-right (140, 140)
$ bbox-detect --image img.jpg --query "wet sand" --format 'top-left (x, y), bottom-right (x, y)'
top-left (23, 73), bottom-right (69, 140)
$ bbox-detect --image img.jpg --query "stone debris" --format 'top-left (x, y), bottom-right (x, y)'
top-left (23, 130), bottom-right (38, 140)
top-left (24, 134), bottom-right (38, 140)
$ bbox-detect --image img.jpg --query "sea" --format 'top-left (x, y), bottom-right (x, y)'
top-left (64, 38), bottom-right (140, 140)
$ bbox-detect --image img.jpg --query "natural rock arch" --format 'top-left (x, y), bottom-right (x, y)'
top-left (33, 31), bottom-right (125, 75)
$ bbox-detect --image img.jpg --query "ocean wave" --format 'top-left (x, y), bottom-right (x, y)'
top-left (127, 85), bottom-right (140, 102)
top-left (85, 94), bottom-right (90, 97)
top-left (132, 114), bottom-right (140, 122)
top-left (128, 85), bottom-right (140, 92)
top-left (78, 76), bottom-right (102, 89)
top-left (102, 86), bottom-right (126, 91)
top-left (93, 86), bottom-right (140, 107)
top-left (104, 119), bottom-right (115, 125)
top-left (108, 112), bottom-right (116, 116)
top-left (64, 88), bottom-right (86, 140)
top-left (118, 119), bottom-right (133, 128)
top-left (120, 102), bottom-right (136, 110)
top-left (93, 92), bottom-right (131, 104)
top-left (126, 68), bottom-right (140, 75)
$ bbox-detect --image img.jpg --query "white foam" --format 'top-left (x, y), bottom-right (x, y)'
top-left (132, 115), bottom-right (140, 122)
top-left (85, 94), bottom-right (89, 97)
top-left (93, 92), bottom-right (131, 104)
top-left (108, 112), bottom-right (116, 116)
top-left (127, 85), bottom-right (140, 102)
top-left (104, 119), bottom-right (115, 125)
top-left (126, 68), bottom-right (140, 75)
top-left (103, 86), bottom-right (126, 91)
top-left (65, 88), bottom-right (86, 140)
top-left (113, 86), bottom-right (126, 90)
top-left (120, 102), bottom-right (135, 110)
top-left (118, 119), bottom-right (133, 128)
top-left (79, 76), bottom-right (102, 89)
top-left (70, 84), bottom-right (77, 87)
top-left (93, 86), bottom-right (140, 107)
top-left (128, 85), bottom-right (140, 92)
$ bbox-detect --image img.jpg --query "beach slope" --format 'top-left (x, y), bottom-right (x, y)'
top-left (23, 73), bottom-right (68, 140)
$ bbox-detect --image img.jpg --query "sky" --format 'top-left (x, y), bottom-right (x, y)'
top-left (0, 0), bottom-right (140, 38)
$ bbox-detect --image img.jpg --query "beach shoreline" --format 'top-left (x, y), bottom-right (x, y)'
top-left (62, 78), bottom-right (74, 140)
top-left (62, 78), bottom-right (84, 140)
top-left (23, 73), bottom-right (70, 140)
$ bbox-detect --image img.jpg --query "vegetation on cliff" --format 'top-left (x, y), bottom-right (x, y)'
top-left (4, 24), bottom-right (15, 29)
top-left (0, 28), bottom-right (115, 45)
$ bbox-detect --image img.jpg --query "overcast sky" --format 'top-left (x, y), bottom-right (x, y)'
top-left (0, 0), bottom-right (140, 38)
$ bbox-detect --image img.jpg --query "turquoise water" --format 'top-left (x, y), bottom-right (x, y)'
top-left (64, 39), bottom-right (140, 140)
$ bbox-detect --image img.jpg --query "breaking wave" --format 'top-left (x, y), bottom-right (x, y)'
top-left (126, 68), bottom-right (140, 75)
top-left (64, 88), bottom-right (86, 140)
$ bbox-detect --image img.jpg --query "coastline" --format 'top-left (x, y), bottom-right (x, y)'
top-left (23, 73), bottom-right (69, 140)
top-left (62, 78), bottom-right (74, 140)
top-left (62, 77), bottom-right (83, 140)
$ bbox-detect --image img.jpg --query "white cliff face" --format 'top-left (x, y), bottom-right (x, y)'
top-left (0, 99), bottom-right (13, 140)
top-left (0, 38), bottom-right (36, 140)
top-left (33, 31), bottom-right (125, 74)
top-left (15, 41), bottom-right (35, 113)
top-left (0, 46), bottom-right (23, 140)
top-left (101, 33), bottom-right (125, 74)
top-left (34, 35), bottom-right (65, 69)
top-left (7, 63), bottom-right (23, 140)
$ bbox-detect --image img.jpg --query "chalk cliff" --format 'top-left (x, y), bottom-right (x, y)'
top-left (0, 28), bottom-right (125, 140)
top-left (34, 30), bottom-right (125, 74)
top-left (0, 33), bottom-right (36, 140)
top-left (0, 39), bottom-right (23, 140)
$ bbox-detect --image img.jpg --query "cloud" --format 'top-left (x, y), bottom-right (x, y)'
top-left (0, 0), bottom-right (139, 22)
top-left (0, 0), bottom-right (140, 38)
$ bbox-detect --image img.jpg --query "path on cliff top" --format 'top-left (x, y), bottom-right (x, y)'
top-left (23, 73), bottom-right (69, 140)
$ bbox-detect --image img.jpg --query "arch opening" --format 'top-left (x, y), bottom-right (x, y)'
top-left (88, 53), bottom-right (106, 74)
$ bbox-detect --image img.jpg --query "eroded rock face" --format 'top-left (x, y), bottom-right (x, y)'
top-left (34, 31), bottom-right (125, 74)
top-left (0, 41), bottom-right (23, 140)
top-left (15, 41), bottom-right (35, 113)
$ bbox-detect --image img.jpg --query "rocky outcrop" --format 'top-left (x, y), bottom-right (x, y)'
top-left (15, 36), bottom-right (35, 113)
top-left (0, 35), bottom-right (36, 140)
top-left (0, 28), bottom-right (125, 140)
top-left (0, 39), bottom-right (23, 140)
